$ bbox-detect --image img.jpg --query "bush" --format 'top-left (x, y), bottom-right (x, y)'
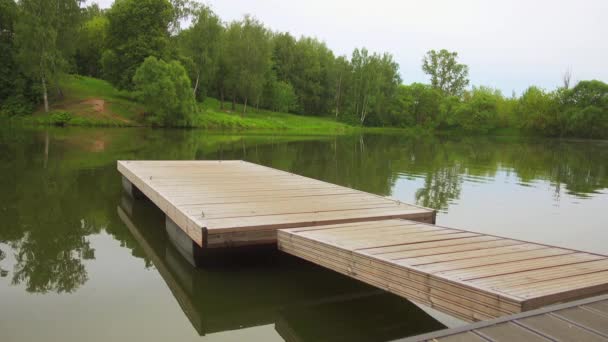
top-left (133, 57), bottom-right (197, 127)
top-left (49, 111), bottom-right (73, 126)
top-left (562, 80), bottom-right (608, 139)
top-left (268, 81), bottom-right (297, 113)
top-left (454, 86), bottom-right (501, 133)
top-left (0, 95), bottom-right (36, 116)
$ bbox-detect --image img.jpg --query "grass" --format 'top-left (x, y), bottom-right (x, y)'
top-left (15, 74), bottom-right (355, 134)
top-left (194, 98), bottom-right (351, 133)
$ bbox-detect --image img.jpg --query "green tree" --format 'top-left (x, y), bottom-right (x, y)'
top-left (422, 49), bottom-right (469, 97)
top-left (272, 34), bottom-right (338, 116)
top-left (454, 86), bottom-right (502, 133)
top-left (562, 80), bottom-right (608, 139)
top-left (224, 16), bottom-right (272, 114)
top-left (178, 5), bottom-right (223, 100)
top-left (516, 86), bottom-right (558, 134)
top-left (133, 57), bottom-right (196, 127)
top-left (168, 0), bottom-right (197, 34)
top-left (0, 0), bottom-right (39, 115)
top-left (333, 56), bottom-right (352, 119)
top-left (102, 0), bottom-right (173, 89)
top-left (348, 48), bottom-right (400, 125)
top-left (14, 0), bottom-right (81, 112)
top-left (393, 83), bottom-right (442, 127)
top-left (268, 81), bottom-right (297, 112)
top-left (75, 14), bottom-right (109, 77)
top-left (0, 0), bottom-right (17, 105)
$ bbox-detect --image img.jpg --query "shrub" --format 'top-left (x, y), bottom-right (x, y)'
top-left (0, 96), bottom-right (36, 116)
top-left (49, 111), bottom-right (73, 126)
top-left (133, 57), bottom-right (197, 127)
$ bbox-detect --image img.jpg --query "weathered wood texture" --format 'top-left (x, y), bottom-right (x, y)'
top-left (401, 294), bottom-right (608, 341)
top-left (278, 220), bottom-right (608, 323)
top-left (117, 160), bottom-right (435, 248)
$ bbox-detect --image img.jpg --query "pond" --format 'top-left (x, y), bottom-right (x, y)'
top-left (1, 126), bottom-right (607, 341)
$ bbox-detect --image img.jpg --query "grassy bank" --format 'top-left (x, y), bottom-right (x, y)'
top-left (13, 75), bottom-right (352, 134)
top-left (194, 98), bottom-right (350, 132)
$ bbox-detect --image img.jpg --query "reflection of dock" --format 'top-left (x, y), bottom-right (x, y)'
top-left (117, 160), bottom-right (608, 326)
top-left (275, 292), bottom-right (445, 342)
top-left (404, 294), bottom-right (608, 341)
top-left (118, 205), bottom-right (206, 334)
top-left (118, 197), bottom-right (444, 338)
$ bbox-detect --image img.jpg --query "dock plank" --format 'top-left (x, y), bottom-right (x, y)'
top-left (397, 295), bottom-right (608, 342)
top-left (117, 160), bottom-right (435, 248)
top-left (278, 220), bottom-right (608, 322)
top-left (517, 314), bottom-right (607, 342)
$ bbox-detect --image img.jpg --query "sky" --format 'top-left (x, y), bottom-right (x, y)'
top-left (93, 0), bottom-right (607, 95)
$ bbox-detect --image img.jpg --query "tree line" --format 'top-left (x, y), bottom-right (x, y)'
top-left (1, 0), bottom-right (606, 138)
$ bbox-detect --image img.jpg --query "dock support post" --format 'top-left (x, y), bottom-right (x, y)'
top-left (166, 215), bottom-right (205, 267)
top-left (122, 176), bottom-right (145, 199)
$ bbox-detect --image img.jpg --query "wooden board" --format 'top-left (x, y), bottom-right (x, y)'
top-left (278, 220), bottom-right (608, 322)
top-left (117, 160), bottom-right (435, 247)
top-left (399, 294), bottom-right (608, 341)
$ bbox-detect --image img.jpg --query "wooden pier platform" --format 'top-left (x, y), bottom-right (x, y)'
top-left (118, 160), bottom-right (608, 326)
top-left (117, 160), bottom-right (435, 248)
top-left (402, 294), bottom-right (608, 341)
top-left (278, 220), bottom-right (608, 322)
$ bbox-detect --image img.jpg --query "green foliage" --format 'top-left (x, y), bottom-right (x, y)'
top-left (0, 0), bottom-right (18, 101)
top-left (422, 49), bottom-right (470, 97)
top-left (516, 86), bottom-right (558, 134)
top-left (14, 0), bottom-right (80, 112)
top-left (345, 48), bottom-right (401, 125)
top-left (561, 80), bottom-right (608, 138)
top-left (267, 81), bottom-right (298, 113)
top-left (453, 87), bottom-right (501, 133)
top-left (75, 14), bottom-right (108, 77)
top-left (0, 0), bottom-right (40, 116)
top-left (49, 111), bottom-right (72, 126)
top-left (195, 98), bottom-right (350, 133)
top-left (223, 16), bottom-right (273, 113)
top-left (177, 5), bottom-right (223, 101)
top-left (392, 83), bottom-right (442, 127)
top-left (133, 57), bottom-right (196, 127)
top-left (103, 0), bottom-right (173, 89)
top-left (279, 37), bottom-right (336, 115)
top-left (0, 95), bottom-right (37, 117)
top-left (4, 0), bottom-right (606, 137)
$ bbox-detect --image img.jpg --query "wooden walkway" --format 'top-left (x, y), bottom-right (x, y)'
top-left (403, 294), bottom-right (608, 341)
top-left (118, 160), bottom-right (608, 327)
top-left (117, 160), bottom-right (435, 248)
top-left (278, 219), bottom-right (608, 322)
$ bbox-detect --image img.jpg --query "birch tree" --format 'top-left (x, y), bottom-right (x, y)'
top-left (180, 5), bottom-right (223, 100)
top-left (224, 16), bottom-right (272, 115)
top-left (15, 0), bottom-right (81, 112)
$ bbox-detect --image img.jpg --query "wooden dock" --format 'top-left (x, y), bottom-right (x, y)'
top-left (278, 220), bottom-right (608, 322)
top-left (117, 160), bottom-right (435, 248)
top-left (118, 160), bottom-right (608, 326)
top-left (403, 294), bottom-right (608, 341)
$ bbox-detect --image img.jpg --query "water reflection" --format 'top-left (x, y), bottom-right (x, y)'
top-left (0, 126), bottom-right (606, 340)
top-left (118, 195), bottom-right (445, 339)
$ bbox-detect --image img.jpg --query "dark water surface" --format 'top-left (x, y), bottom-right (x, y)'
top-left (1, 127), bottom-right (607, 341)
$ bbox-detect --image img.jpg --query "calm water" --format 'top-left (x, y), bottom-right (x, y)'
top-left (1, 126), bottom-right (607, 341)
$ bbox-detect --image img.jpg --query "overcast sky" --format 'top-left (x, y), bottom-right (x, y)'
top-left (93, 0), bottom-right (607, 94)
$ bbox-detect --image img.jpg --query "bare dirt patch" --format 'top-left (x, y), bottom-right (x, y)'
top-left (81, 98), bottom-right (106, 112)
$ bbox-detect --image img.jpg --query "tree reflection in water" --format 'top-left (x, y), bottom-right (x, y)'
top-left (0, 127), bottom-right (606, 294)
